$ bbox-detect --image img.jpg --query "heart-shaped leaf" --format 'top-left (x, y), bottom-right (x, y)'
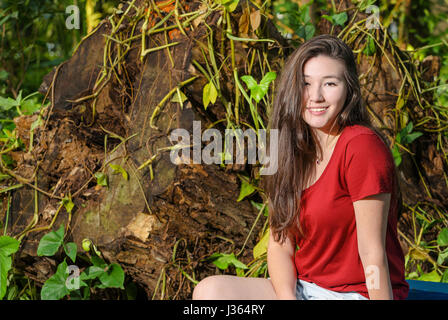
top-left (64, 242), bottom-right (77, 263)
top-left (40, 260), bottom-right (70, 300)
top-left (237, 176), bottom-right (256, 202)
top-left (37, 224), bottom-right (65, 257)
top-left (98, 263), bottom-right (125, 289)
top-left (437, 228), bottom-right (448, 247)
top-left (253, 229), bottom-right (269, 259)
top-left (332, 12), bottom-right (348, 26)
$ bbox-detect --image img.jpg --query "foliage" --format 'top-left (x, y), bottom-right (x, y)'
top-left (0, 1), bottom-right (122, 299)
top-left (0, 235), bottom-right (20, 299)
top-left (391, 121), bottom-right (423, 167)
top-left (272, 0), bottom-right (316, 43)
top-left (0, 0), bottom-right (119, 98)
top-left (37, 224), bottom-right (125, 300)
top-left (207, 252), bottom-right (248, 271)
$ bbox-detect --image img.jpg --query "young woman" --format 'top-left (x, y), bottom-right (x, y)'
top-left (192, 34), bottom-right (409, 300)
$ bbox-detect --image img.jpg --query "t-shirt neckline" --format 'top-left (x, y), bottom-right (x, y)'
top-left (302, 127), bottom-right (348, 193)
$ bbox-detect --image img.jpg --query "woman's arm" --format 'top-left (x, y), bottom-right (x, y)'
top-left (267, 229), bottom-right (298, 300)
top-left (353, 192), bottom-right (393, 300)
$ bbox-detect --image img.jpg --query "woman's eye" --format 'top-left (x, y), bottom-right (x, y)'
top-left (304, 82), bottom-right (310, 86)
top-left (325, 82), bottom-right (336, 86)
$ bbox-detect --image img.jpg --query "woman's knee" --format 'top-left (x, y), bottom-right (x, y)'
top-left (192, 275), bottom-right (227, 300)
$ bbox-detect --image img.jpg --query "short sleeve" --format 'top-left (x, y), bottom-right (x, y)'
top-left (345, 133), bottom-right (394, 202)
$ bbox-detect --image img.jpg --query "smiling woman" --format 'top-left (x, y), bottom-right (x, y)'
top-left (193, 34), bottom-right (409, 300)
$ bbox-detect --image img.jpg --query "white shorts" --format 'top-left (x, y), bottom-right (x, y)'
top-left (296, 279), bottom-right (368, 300)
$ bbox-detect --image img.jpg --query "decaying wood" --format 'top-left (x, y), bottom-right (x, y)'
top-left (7, 0), bottom-right (280, 299)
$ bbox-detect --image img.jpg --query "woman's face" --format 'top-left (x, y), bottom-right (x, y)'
top-left (301, 55), bottom-right (348, 135)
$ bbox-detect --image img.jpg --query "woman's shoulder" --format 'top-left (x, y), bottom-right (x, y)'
top-left (341, 124), bottom-right (386, 146)
top-left (341, 124), bottom-right (392, 161)
top-left (342, 124), bottom-right (378, 140)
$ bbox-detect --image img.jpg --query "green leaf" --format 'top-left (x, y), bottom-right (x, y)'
top-left (37, 224), bottom-right (65, 257)
top-left (0, 236), bottom-right (19, 300)
top-left (207, 253), bottom-right (227, 269)
top-left (441, 269), bottom-right (448, 283)
top-left (299, 3), bottom-right (312, 24)
top-left (0, 70), bottom-right (8, 81)
top-left (396, 97), bottom-right (405, 110)
top-left (416, 270), bottom-right (441, 282)
top-left (109, 164), bottom-right (129, 180)
top-left (437, 247), bottom-right (448, 265)
top-left (91, 256), bottom-right (108, 269)
top-left (61, 195), bottom-right (74, 213)
top-left (321, 14), bottom-right (333, 24)
top-left (363, 36), bottom-right (376, 56)
top-left (0, 254), bottom-right (12, 300)
top-left (0, 236), bottom-right (20, 257)
top-left (98, 263), bottom-right (125, 289)
top-left (403, 132), bottom-right (423, 145)
top-left (240, 75), bottom-right (258, 90)
top-left (332, 12), bottom-right (348, 26)
top-left (80, 266), bottom-right (105, 281)
top-left (437, 228), bottom-right (448, 247)
top-left (259, 72), bottom-right (277, 92)
top-left (171, 90), bottom-right (187, 104)
top-left (392, 145), bottom-right (402, 167)
top-left (94, 172), bottom-right (108, 187)
top-left (405, 121), bottom-right (413, 134)
top-left (235, 268), bottom-right (245, 277)
top-left (241, 73), bottom-right (275, 103)
top-left (40, 260), bottom-right (70, 300)
top-left (298, 24), bottom-right (315, 41)
top-left (64, 242), bottom-right (77, 263)
top-left (0, 96), bottom-right (19, 111)
top-left (250, 201), bottom-right (268, 217)
top-left (251, 87), bottom-right (264, 103)
top-left (219, 0), bottom-right (239, 12)
top-left (20, 97), bottom-right (41, 115)
top-left (237, 176), bottom-right (256, 202)
top-left (253, 229), bottom-right (269, 259)
top-left (209, 253), bottom-right (248, 270)
top-left (202, 81), bottom-right (217, 110)
top-left (357, 0), bottom-right (377, 11)
top-left (244, 71), bottom-right (277, 103)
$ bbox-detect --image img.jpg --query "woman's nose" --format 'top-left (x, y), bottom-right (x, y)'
top-left (309, 85), bottom-right (324, 102)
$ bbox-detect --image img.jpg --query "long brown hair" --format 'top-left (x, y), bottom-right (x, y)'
top-left (262, 34), bottom-right (402, 243)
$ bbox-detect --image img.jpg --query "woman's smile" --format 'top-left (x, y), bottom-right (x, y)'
top-left (307, 106), bottom-right (329, 115)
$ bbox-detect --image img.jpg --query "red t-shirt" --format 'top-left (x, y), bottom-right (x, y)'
top-left (295, 124), bottom-right (409, 300)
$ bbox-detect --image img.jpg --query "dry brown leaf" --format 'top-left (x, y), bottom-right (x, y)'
top-left (250, 10), bottom-right (261, 31)
top-left (239, 10), bottom-right (250, 35)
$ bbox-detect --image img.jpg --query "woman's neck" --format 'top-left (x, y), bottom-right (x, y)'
top-left (313, 127), bottom-right (341, 150)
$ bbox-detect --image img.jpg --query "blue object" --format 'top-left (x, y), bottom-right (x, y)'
top-left (406, 280), bottom-right (448, 300)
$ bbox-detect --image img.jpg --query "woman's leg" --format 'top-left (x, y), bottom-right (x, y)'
top-left (193, 275), bottom-right (278, 300)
